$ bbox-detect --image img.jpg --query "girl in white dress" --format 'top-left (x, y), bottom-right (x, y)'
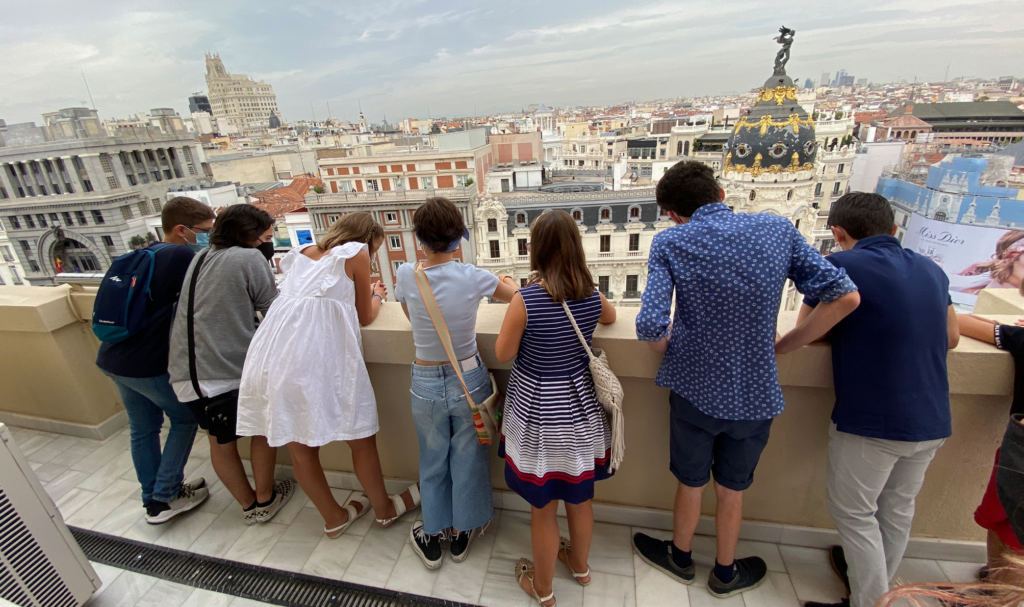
top-left (237, 212), bottom-right (419, 538)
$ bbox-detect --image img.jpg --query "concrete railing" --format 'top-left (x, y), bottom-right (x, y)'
top-left (0, 284), bottom-right (1020, 544)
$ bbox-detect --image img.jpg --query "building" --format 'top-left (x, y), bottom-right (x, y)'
top-left (848, 141), bottom-right (907, 193)
top-left (204, 53), bottom-right (281, 135)
top-left (0, 107), bottom-right (211, 284)
top-left (886, 102), bottom-right (1024, 144)
top-left (103, 109), bottom-right (186, 138)
top-left (0, 220), bottom-right (27, 285)
top-left (188, 94), bottom-right (212, 115)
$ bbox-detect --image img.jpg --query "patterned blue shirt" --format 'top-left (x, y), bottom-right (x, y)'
top-left (636, 203), bottom-right (857, 420)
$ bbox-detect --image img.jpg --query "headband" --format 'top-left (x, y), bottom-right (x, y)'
top-left (417, 227), bottom-right (470, 253)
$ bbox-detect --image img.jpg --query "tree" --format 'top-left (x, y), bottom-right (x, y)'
top-left (464, 177), bottom-right (474, 187)
top-left (128, 235), bottom-right (147, 249)
top-left (834, 110), bottom-right (844, 119)
top-left (313, 184), bottom-right (325, 194)
top-left (978, 95), bottom-right (990, 102)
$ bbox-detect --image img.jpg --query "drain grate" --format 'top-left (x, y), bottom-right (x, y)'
top-left (70, 526), bottom-right (476, 607)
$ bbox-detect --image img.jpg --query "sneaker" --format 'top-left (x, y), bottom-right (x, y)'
top-left (183, 477), bottom-right (207, 492)
top-left (631, 533), bottom-right (695, 585)
top-left (410, 521), bottom-right (443, 569)
top-left (707, 556), bottom-right (768, 598)
top-left (829, 545), bottom-right (851, 596)
top-left (249, 480), bottom-right (294, 524)
top-left (145, 482), bottom-right (210, 525)
top-left (450, 527), bottom-right (481, 563)
top-left (805, 600), bottom-right (850, 607)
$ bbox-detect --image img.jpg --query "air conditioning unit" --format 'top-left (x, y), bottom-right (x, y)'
top-left (0, 424), bottom-right (101, 606)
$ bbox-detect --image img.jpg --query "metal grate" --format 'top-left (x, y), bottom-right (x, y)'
top-left (70, 527), bottom-right (476, 607)
top-left (0, 489), bottom-right (77, 607)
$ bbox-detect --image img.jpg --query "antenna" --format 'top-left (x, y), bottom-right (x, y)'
top-left (327, 101), bottom-right (332, 120)
top-left (81, 70), bottom-right (96, 109)
top-left (944, 61), bottom-right (951, 84)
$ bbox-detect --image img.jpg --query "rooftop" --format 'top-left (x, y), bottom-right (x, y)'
top-left (889, 101), bottom-right (1024, 121)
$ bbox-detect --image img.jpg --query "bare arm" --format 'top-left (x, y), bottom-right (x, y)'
top-left (794, 303), bottom-right (831, 344)
top-left (598, 292), bottom-right (616, 324)
top-left (946, 305), bottom-right (960, 350)
top-left (492, 275), bottom-right (520, 304)
top-left (957, 313), bottom-right (996, 345)
top-left (495, 292), bottom-right (527, 363)
top-left (347, 250), bottom-right (385, 326)
top-left (776, 291), bottom-right (861, 355)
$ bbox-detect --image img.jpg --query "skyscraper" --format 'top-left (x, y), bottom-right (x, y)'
top-left (188, 94), bottom-right (211, 114)
top-left (204, 53), bottom-right (280, 135)
top-left (820, 72), bottom-right (830, 88)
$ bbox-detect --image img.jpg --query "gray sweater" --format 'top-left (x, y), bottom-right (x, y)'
top-left (168, 246), bottom-right (277, 388)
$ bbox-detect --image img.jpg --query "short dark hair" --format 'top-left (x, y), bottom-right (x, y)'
top-left (210, 204), bottom-right (274, 249)
top-left (162, 196), bottom-right (215, 233)
top-left (413, 197), bottom-right (465, 252)
top-left (828, 192), bottom-right (895, 240)
top-left (655, 161), bottom-right (722, 217)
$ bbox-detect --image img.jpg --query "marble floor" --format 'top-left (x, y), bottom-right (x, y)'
top-left (8, 424), bottom-right (984, 607)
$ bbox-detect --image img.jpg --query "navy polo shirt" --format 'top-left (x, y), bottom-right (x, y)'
top-left (804, 235), bottom-right (952, 442)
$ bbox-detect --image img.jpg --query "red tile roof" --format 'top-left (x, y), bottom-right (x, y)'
top-left (249, 176), bottom-right (321, 219)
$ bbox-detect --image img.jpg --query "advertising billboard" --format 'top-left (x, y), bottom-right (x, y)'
top-left (903, 213), bottom-right (1024, 307)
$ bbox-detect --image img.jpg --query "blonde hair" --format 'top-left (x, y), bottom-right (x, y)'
top-left (318, 212), bottom-right (384, 251)
top-left (961, 230), bottom-right (1024, 285)
top-left (877, 554), bottom-right (1024, 607)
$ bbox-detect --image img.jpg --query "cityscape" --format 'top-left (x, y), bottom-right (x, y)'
top-left (1, 4), bottom-right (1024, 607)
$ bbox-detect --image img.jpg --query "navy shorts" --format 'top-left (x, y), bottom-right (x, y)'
top-left (669, 392), bottom-right (773, 492)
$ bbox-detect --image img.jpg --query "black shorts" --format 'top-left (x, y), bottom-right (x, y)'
top-left (185, 390), bottom-right (241, 445)
top-left (669, 392), bottom-right (773, 492)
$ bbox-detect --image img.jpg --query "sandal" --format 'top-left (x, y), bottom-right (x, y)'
top-left (376, 483), bottom-right (421, 527)
top-left (557, 537), bottom-right (591, 586)
top-left (325, 495), bottom-right (370, 539)
top-left (515, 558), bottom-right (556, 607)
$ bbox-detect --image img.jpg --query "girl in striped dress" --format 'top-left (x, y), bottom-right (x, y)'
top-left (496, 210), bottom-right (617, 607)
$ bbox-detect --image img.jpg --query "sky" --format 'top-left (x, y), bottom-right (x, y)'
top-left (1, 0), bottom-right (1022, 126)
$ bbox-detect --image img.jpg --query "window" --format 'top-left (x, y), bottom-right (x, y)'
top-left (36, 214), bottom-right (47, 227)
top-left (600, 235), bottom-right (611, 252)
top-left (365, 179), bottom-right (380, 192)
top-left (795, 219), bottom-right (801, 230)
top-left (392, 260), bottom-right (404, 274)
top-left (384, 212), bottom-right (399, 224)
top-left (516, 213), bottom-right (526, 225)
top-left (629, 233), bottom-right (640, 251)
top-left (92, 210), bottom-right (105, 224)
top-left (121, 206), bottom-right (134, 220)
top-left (1, 246), bottom-right (12, 261)
top-left (598, 276), bottom-right (610, 294)
top-left (75, 211), bottom-right (88, 225)
top-left (749, 190), bottom-right (756, 201)
top-left (489, 240), bottom-right (500, 258)
top-left (520, 278), bottom-right (528, 287)
top-left (8, 216), bottom-right (20, 229)
top-left (326, 213), bottom-right (341, 226)
top-left (102, 235), bottom-right (114, 247)
top-left (152, 199), bottom-right (162, 213)
top-left (63, 212), bottom-right (74, 225)
top-left (572, 209), bottom-right (582, 222)
top-left (99, 154), bottom-right (113, 173)
top-left (49, 213), bottom-right (59, 223)
top-left (626, 275), bottom-right (638, 293)
top-left (487, 218), bottom-right (498, 232)
top-left (838, 163), bottom-right (845, 174)
top-left (518, 239), bottom-right (528, 256)
top-left (20, 240), bottom-right (31, 252)
top-left (600, 208), bottom-right (611, 221)
top-left (815, 183), bottom-right (823, 196)
top-left (388, 235), bottom-right (402, 250)
top-left (833, 182), bottom-right (841, 195)
top-left (29, 260), bottom-right (40, 273)
top-left (107, 176), bottom-right (119, 189)
top-left (629, 206), bottom-right (640, 219)
top-left (677, 141), bottom-right (683, 155)
top-left (138, 201), bottom-right (149, 216)
top-left (24, 215), bottom-right (35, 228)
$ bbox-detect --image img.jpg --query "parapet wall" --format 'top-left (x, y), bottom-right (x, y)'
top-left (0, 285), bottom-right (1016, 543)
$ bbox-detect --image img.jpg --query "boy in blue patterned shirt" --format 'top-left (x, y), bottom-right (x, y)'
top-left (633, 161), bottom-right (861, 598)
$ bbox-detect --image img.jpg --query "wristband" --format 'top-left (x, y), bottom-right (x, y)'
top-left (373, 293), bottom-right (385, 303)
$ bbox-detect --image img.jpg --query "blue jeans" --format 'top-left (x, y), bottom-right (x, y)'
top-left (410, 355), bottom-right (494, 535)
top-left (104, 372), bottom-right (199, 505)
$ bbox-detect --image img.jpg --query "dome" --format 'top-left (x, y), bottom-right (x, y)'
top-left (724, 72), bottom-right (817, 177)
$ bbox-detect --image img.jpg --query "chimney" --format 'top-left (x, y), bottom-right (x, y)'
top-left (904, 105), bottom-right (914, 115)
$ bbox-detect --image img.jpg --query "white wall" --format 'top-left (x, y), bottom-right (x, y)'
top-left (849, 142), bottom-right (906, 193)
top-left (285, 212), bottom-right (313, 248)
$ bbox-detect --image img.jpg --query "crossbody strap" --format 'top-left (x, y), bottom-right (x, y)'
top-left (413, 263), bottom-right (490, 443)
top-left (186, 250), bottom-right (210, 399)
top-left (561, 300), bottom-right (596, 362)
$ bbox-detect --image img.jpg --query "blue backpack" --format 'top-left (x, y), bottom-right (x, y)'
top-left (92, 243), bottom-right (175, 343)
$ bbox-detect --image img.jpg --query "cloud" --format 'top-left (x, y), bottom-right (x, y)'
top-left (0, 0), bottom-right (1021, 126)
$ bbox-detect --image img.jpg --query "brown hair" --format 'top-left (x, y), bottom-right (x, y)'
top-left (161, 196), bottom-right (216, 234)
top-left (529, 210), bottom-right (594, 302)
top-left (960, 230), bottom-right (1024, 285)
top-left (413, 197), bottom-right (465, 252)
top-left (319, 212), bottom-right (384, 251)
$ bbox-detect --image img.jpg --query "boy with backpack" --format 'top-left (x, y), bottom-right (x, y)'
top-left (634, 161), bottom-right (861, 598)
top-left (94, 196), bottom-right (216, 524)
top-left (788, 192), bottom-right (958, 607)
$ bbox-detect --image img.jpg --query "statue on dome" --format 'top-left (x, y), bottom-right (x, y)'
top-left (773, 26), bottom-right (796, 74)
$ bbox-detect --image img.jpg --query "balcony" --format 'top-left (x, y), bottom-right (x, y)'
top-left (622, 290), bottom-right (642, 299)
top-left (0, 285), bottom-right (1004, 606)
top-left (305, 185), bottom-right (476, 207)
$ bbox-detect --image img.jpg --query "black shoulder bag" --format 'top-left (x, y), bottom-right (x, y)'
top-left (185, 250), bottom-right (241, 444)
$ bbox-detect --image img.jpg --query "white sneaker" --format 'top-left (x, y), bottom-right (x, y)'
top-left (249, 480), bottom-right (294, 524)
top-left (145, 482), bottom-right (210, 525)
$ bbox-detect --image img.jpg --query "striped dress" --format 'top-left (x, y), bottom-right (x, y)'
top-left (500, 284), bottom-right (613, 508)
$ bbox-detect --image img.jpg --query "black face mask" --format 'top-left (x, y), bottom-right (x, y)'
top-left (257, 241), bottom-right (275, 261)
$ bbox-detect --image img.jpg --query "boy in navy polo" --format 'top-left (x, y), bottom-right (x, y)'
top-left (790, 192), bottom-right (959, 607)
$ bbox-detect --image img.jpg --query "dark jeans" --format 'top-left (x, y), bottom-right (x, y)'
top-left (997, 413), bottom-right (1024, 547)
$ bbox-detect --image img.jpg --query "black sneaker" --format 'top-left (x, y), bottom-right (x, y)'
top-left (707, 556), bottom-right (768, 598)
top-left (805, 600), bottom-right (850, 607)
top-left (450, 527), bottom-right (480, 563)
top-left (829, 545), bottom-right (851, 596)
top-left (145, 482), bottom-right (210, 525)
top-left (631, 533), bottom-right (695, 585)
top-left (410, 521), bottom-right (443, 569)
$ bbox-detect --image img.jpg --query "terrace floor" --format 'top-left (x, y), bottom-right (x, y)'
top-left (8, 424), bottom-right (984, 607)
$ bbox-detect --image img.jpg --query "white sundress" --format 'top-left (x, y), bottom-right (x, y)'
top-left (236, 242), bottom-right (378, 447)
